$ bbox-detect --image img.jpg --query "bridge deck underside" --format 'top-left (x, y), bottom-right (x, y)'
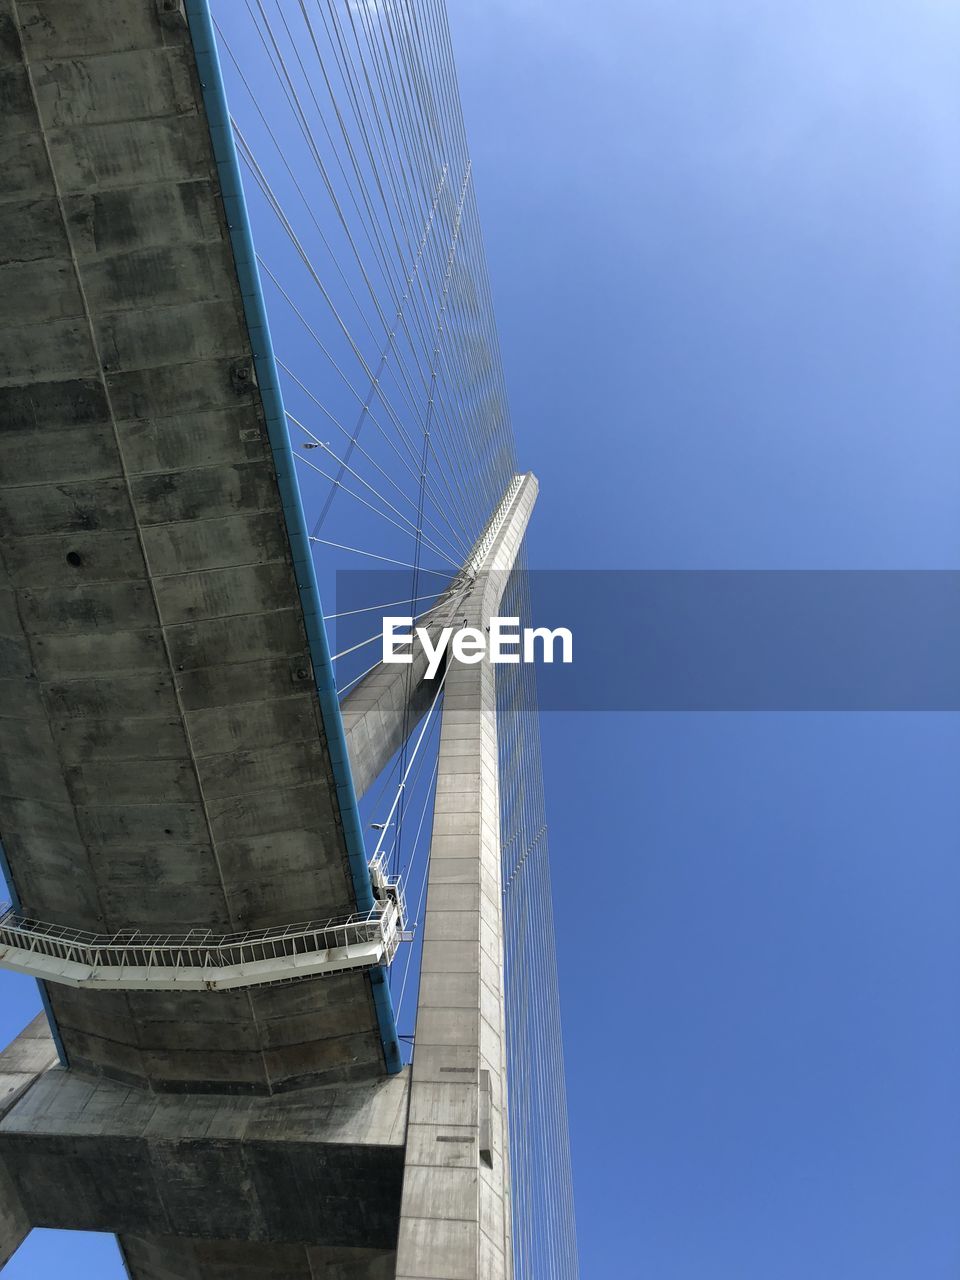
top-left (0, 0), bottom-right (385, 1091)
top-left (116, 1239), bottom-right (397, 1280)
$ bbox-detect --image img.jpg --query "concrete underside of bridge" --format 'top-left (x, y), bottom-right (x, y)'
top-left (0, 0), bottom-right (389, 1094)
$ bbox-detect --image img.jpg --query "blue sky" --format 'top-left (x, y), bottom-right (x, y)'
top-left (446, 1), bottom-right (960, 1276)
top-left (4, 1), bottom-right (960, 1276)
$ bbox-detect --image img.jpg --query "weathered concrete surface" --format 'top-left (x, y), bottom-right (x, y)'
top-left (341, 586), bottom-right (470, 798)
top-left (394, 475), bottom-right (537, 1280)
top-left (341, 642), bottom-right (440, 801)
top-left (0, 1015), bottom-right (56, 1267)
top-left (1, 1072), bottom-right (408, 1246)
top-left (0, 1160), bottom-right (25, 1272)
top-left (0, 0), bottom-right (386, 1090)
top-left (341, 485), bottom-right (527, 801)
top-left (0, 1018), bottom-right (407, 1268)
top-left (118, 1237), bottom-right (397, 1280)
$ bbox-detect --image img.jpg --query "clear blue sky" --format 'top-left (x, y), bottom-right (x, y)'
top-left (4, 2), bottom-right (960, 1276)
top-left (449, 1), bottom-right (960, 1276)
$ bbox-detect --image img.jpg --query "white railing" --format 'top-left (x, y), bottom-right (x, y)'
top-left (0, 866), bottom-right (408, 992)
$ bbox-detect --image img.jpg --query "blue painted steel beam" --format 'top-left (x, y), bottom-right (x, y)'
top-left (184, 0), bottom-right (401, 1074)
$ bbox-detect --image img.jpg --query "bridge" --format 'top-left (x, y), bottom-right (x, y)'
top-left (0, 1), bottom-right (576, 1277)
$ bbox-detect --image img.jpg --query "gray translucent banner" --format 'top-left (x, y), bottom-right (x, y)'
top-left (334, 571), bottom-right (960, 710)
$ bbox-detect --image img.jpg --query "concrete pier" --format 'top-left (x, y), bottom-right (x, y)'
top-left (0, 1016), bottom-right (406, 1276)
top-left (394, 476), bottom-right (537, 1280)
top-left (0, 1017), bottom-right (57, 1268)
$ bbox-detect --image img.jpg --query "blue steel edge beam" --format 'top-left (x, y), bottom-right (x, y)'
top-left (183, 0), bottom-right (402, 1075)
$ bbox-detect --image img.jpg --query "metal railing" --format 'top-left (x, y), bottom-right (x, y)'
top-left (0, 862), bottom-right (408, 991)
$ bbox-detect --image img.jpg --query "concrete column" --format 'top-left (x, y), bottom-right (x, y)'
top-left (394, 475), bottom-right (536, 1280)
top-left (0, 1160), bottom-right (27, 1272)
top-left (341, 642), bottom-right (443, 800)
top-left (341, 575), bottom-right (477, 799)
top-left (0, 1014), bottom-right (59, 1270)
top-left (0, 1047), bottom-right (408, 1272)
top-left (340, 477), bottom-right (531, 801)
